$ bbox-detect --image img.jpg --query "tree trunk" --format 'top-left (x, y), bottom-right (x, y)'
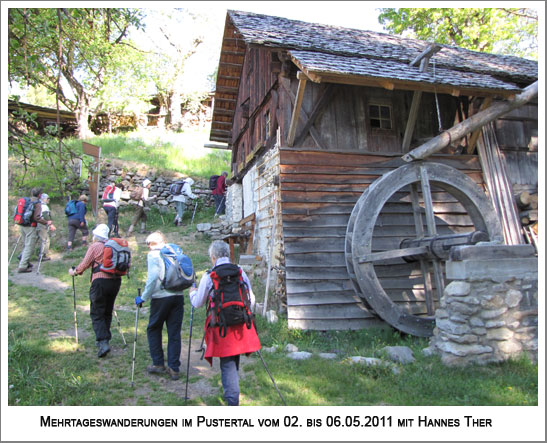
top-left (169, 89), bottom-right (182, 130)
top-left (75, 94), bottom-right (91, 139)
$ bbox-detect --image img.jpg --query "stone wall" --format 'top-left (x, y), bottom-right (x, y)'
top-left (431, 244), bottom-right (538, 366)
top-left (96, 161), bottom-right (213, 212)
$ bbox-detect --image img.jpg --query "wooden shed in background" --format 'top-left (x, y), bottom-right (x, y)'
top-left (210, 10), bottom-right (539, 332)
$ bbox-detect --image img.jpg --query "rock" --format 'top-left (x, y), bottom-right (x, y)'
top-left (379, 346), bottom-right (415, 364)
top-left (196, 223), bottom-right (212, 232)
top-left (349, 356), bottom-right (383, 366)
top-left (318, 353), bottom-right (337, 360)
top-left (262, 346), bottom-right (278, 353)
top-left (505, 289), bottom-right (523, 308)
top-left (422, 346), bottom-right (437, 357)
top-left (266, 310), bottom-right (278, 323)
top-left (285, 344), bottom-right (298, 353)
top-left (445, 281), bottom-right (471, 297)
top-left (287, 351), bottom-right (312, 360)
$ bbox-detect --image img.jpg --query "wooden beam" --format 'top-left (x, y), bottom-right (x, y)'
top-left (409, 44), bottom-right (442, 67)
top-left (280, 78), bottom-right (328, 149)
top-left (293, 84), bottom-right (337, 147)
top-left (287, 73), bottom-right (308, 147)
top-left (403, 81), bottom-right (538, 162)
top-left (204, 143), bottom-right (231, 150)
top-left (466, 97), bottom-right (492, 154)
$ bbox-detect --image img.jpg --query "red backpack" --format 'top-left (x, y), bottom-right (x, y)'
top-left (207, 263), bottom-right (253, 337)
top-left (93, 238), bottom-right (131, 277)
top-left (102, 185), bottom-right (116, 202)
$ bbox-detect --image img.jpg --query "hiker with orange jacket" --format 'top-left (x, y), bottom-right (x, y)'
top-left (68, 224), bottom-right (122, 358)
top-left (189, 240), bottom-right (261, 406)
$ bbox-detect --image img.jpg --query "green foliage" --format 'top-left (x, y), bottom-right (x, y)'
top-left (378, 8), bottom-right (538, 59)
top-left (65, 128), bottom-right (231, 178)
top-left (8, 8), bottom-right (145, 137)
top-left (8, 104), bottom-right (86, 199)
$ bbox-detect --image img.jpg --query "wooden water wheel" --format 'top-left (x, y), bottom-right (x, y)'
top-left (345, 161), bottom-right (503, 336)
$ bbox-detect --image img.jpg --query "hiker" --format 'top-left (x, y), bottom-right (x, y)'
top-left (36, 193), bottom-right (52, 261)
top-left (189, 240), bottom-right (261, 406)
top-left (66, 194), bottom-right (89, 252)
top-left (102, 181), bottom-right (122, 237)
top-left (16, 188), bottom-right (56, 273)
top-left (127, 179), bottom-right (156, 235)
top-left (171, 177), bottom-right (198, 226)
top-left (212, 171), bottom-right (228, 215)
top-left (134, 231), bottom-right (184, 380)
top-left (68, 224), bottom-right (122, 358)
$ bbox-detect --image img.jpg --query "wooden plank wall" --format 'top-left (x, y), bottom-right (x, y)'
top-left (280, 149), bottom-right (485, 330)
top-left (494, 102), bottom-right (538, 193)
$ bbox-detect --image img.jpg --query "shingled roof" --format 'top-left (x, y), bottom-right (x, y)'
top-left (210, 10), bottom-right (538, 143)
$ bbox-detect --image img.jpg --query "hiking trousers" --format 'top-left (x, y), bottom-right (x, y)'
top-left (18, 225), bottom-right (38, 269)
top-left (174, 201), bottom-right (186, 222)
top-left (103, 206), bottom-right (118, 236)
top-left (220, 355), bottom-right (240, 406)
top-left (36, 223), bottom-right (50, 257)
top-left (147, 295), bottom-right (184, 371)
top-left (89, 277), bottom-right (122, 342)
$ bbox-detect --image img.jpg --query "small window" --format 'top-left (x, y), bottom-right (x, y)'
top-left (264, 110), bottom-right (271, 139)
top-left (369, 104), bottom-right (392, 130)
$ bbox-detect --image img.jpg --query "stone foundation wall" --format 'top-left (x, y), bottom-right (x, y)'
top-left (431, 244), bottom-right (538, 366)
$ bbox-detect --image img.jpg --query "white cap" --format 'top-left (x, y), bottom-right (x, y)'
top-left (40, 193), bottom-right (49, 202)
top-left (185, 178), bottom-right (194, 186)
top-left (92, 224), bottom-right (110, 240)
top-left (143, 179), bottom-right (151, 187)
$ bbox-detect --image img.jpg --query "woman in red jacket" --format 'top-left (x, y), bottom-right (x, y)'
top-left (189, 240), bottom-right (261, 405)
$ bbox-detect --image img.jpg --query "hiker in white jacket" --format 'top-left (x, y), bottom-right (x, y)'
top-left (172, 178), bottom-right (197, 226)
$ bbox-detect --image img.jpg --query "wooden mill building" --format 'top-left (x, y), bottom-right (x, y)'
top-left (209, 10), bottom-right (539, 331)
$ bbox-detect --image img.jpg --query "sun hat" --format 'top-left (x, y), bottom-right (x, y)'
top-left (92, 224), bottom-right (110, 240)
top-left (143, 179), bottom-right (151, 187)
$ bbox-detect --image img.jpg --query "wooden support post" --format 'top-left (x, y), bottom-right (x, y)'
top-left (466, 97), bottom-right (493, 154)
top-left (293, 84), bottom-right (336, 147)
top-left (402, 44), bottom-right (442, 153)
top-left (262, 197), bottom-right (278, 317)
top-left (287, 72), bottom-right (308, 147)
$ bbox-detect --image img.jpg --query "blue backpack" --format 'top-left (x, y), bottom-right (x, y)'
top-left (65, 200), bottom-right (78, 217)
top-left (160, 243), bottom-right (194, 292)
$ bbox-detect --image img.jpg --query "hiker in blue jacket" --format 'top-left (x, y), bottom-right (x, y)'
top-left (66, 194), bottom-right (89, 251)
top-left (135, 231), bottom-right (184, 381)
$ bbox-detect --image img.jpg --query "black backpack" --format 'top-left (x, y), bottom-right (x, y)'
top-left (207, 263), bottom-right (253, 337)
top-left (209, 175), bottom-right (219, 191)
top-left (169, 181), bottom-right (185, 196)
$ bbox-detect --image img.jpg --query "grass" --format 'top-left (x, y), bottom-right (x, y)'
top-left (6, 132), bottom-right (539, 407)
top-left (64, 126), bottom-right (231, 179)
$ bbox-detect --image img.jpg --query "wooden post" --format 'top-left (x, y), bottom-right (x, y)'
top-left (262, 196), bottom-right (278, 317)
top-left (287, 72), bottom-right (308, 147)
top-left (402, 81), bottom-right (538, 162)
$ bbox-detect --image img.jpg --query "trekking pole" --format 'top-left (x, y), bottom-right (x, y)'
top-left (184, 306), bottom-right (195, 404)
top-left (195, 332), bottom-right (206, 360)
top-left (36, 226), bottom-right (49, 275)
top-left (9, 235), bottom-right (22, 265)
top-left (131, 288), bottom-right (142, 387)
top-left (71, 267), bottom-right (79, 345)
top-left (191, 199), bottom-right (198, 226)
top-left (256, 349), bottom-right (287, 406)
top-left (113, 309), bottom-right (127, 348)
top-left (213, 196), bottom-right (225, 218)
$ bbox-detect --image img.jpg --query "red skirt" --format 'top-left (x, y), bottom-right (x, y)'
top-left (203, 316), bottom-right (261, 365)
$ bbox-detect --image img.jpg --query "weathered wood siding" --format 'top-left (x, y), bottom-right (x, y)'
top-left (232, 48), bottom-right (279, 174)
top-left (494, 101), bottom-right (538, 193)
top-left (280, 149), bottom-right (485, 330)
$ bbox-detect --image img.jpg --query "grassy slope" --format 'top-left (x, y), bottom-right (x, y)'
top-left (6, 130), bottom-right (538, 407)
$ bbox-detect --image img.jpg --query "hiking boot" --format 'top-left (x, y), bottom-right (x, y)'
top-left (97, 340), bottom-right (110, 358)
top-left (40, 255), bottom-right (51, 262)
top-left (147, 365), bottom-right (166, 375)
top-left (81, 241), bottom-right (88, 247)
top-left (17, 266), bottom-right (32, 273)
top-left (166, 367), bottom-right (180, 380)
top-left (66, 246), bottom-right (72, 253)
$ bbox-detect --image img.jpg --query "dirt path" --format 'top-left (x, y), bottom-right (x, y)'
top-left (8, 242), bottom-right (255, 405)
